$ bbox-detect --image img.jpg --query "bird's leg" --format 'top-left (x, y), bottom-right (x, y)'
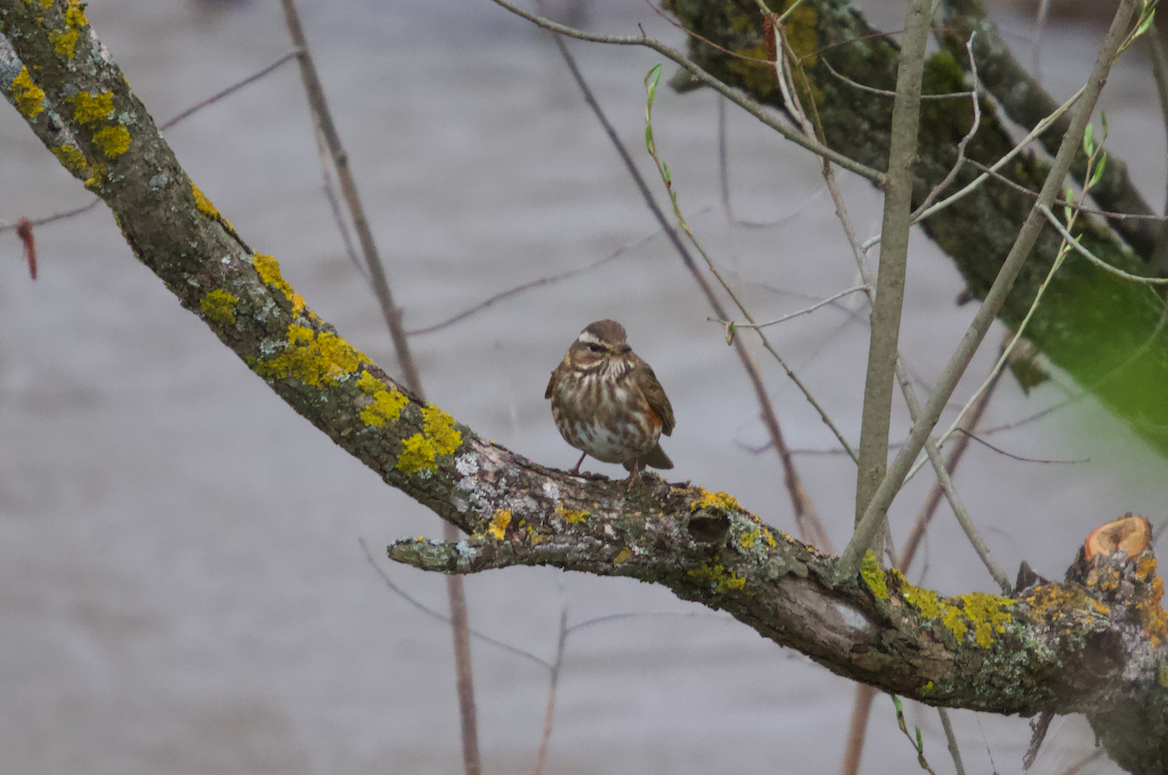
top-left (570, 452), bottom-right (587, 475)
top-left (624, 459), bottom-right (642, 491)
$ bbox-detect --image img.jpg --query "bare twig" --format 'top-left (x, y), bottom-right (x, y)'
top-left (852, 0), bottom-right (934, 552)
top-left (911, 34), bottom-right (982, 219)
top-left (487, 0), bottom-right (885, 185)
top-left (279, 2), bottom-right (480, 772)
top-left (711, 284), bottom-right (868, 336)
top-left (1148, 30), bottom-right (1168, 273)
top-left (159, 50), bottom-right (300, 131)
top-left (938, 708), bottom-right (967, 775)
top-left (532, 603), bottom-right (568, 775)
top-left (1038, 204), bottom-right (1168, 285)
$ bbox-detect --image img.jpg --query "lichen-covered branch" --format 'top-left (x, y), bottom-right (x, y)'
top-left (4, 3), bottom-right (1168, 772)
top-left (662, 0), bottom-right (1168, 460)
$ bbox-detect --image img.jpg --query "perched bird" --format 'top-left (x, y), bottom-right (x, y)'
top-left (545, 320), bottom-right (675, 486)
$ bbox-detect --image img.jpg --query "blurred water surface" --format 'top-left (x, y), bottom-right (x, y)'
top-left (1, 0), bottom-right (1161, 772)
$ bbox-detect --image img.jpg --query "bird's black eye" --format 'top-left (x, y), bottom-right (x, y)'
top-left (588, 343), bottom-right (604, 353)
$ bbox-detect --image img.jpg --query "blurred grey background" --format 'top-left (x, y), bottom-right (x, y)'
top-left (1, 0), bottom-right (1162, 772)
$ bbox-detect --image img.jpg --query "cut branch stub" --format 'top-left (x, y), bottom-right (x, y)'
top-left (1060, 514), bottom-right (1168, 775)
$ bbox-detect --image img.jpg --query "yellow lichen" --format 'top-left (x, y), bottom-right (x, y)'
top-left (555, 503), bottom-right (589, 524)
top-left (92, 125), bottom-right (130, 158)
top-left (356, 371), bottom-right (408, 427)
top-left (860, 550), bottom-right (889, 599)
top-left (51, 144), bottom-right (87, 172)
top-left (900, 576), bottom-right (942, 619)
top-left (51, 28), bottom-right (79, 58)
top-left (761, 527), bottom-right (776, 547)
top-left (396, 404), bottom-right (462, 475)
top-left (954, 592), bottom-right (1014, 648)
top-left (254, 324), bottom-right (363, 386)
top-left (64, 0), bottom-right (88, 28)
top-left (1160, 664), bottom-right (1168, 688)
top-left (740, 529), bottom-right (758, 548)
top-left (199, 289), bottom-right (238, 326)
top-left (69, 91), bottom-right (114, 125)
top-left (11, 67), bottom-right (45, 119)
top-left (487, 509), bottom-right (511, 540)
top-left (252, 252), bottom-right (307, 313)
top-left (191, 182), bottom-right (220, 219)
top-left (421, 404), bottom-right (460, 456)
top-left (82, 161), bottom-right (107, 191)
top-left (687, 563), bottom-right (747, 593)
top-left (690, 488), bottom-right (743, 513)
top-left (614, 547), bottom-right (632, 564)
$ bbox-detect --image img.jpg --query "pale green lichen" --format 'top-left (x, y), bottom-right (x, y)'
top-left (92, 125), bottom-right (130, 158)
top-left (253, 324), bottom-right (364, 386)
top-left (11, 67), bottom-right (45, 119)
top-left (860, 550), bottom-right (888, 599)
top-left (69, 91), bottom-right (114, 125)
top-left (199, 289), bottom-right (238, 326)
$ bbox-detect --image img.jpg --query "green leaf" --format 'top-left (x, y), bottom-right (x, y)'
top-left (1089, 152), bottom-right (1107, 189)
top-left (1083, 123), bottom-right (1095, 157)
top-left (1137, 8), bottom-right (1156, 38)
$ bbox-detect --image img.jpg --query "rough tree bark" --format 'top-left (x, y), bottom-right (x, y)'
top-left (2, 1), bottom-right (1167, 772)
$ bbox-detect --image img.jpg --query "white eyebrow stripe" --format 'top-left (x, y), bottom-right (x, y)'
top-left (577, 331), bottom-right (602, 345)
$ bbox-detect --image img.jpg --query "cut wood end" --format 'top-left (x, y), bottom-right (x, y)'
top-left (1084, 513), bottom-right (1152, 560)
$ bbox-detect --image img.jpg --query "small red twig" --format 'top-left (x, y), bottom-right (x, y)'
top-left (16, 217), bottom-right (37, 280)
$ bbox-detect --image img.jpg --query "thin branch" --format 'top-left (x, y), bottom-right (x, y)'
top-left (159, 49), bottom-right (300, 131)
top-left (710, 284), bottom-right (869, 336)
top-left (910, 83), bottom-right (1084, 226)
top-left (938, 708), bottom-right (967, 775)
top-left (839, 0), bottom-right (1141, 580)
top-left (911, 33), bottom-right (982, 219)
top-left (487, 0), bottom-right (886, 185)
top-left (532, 603), bottom-right (568, 775)
top-left (1148, 29), bottom-right (1168, 273)
top-left (852, 0), bottom-right (934, 553)
top-left (1037, 204), bottom-right (1168, 285)
top-left (406, 234), bottom-right (639, 335)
